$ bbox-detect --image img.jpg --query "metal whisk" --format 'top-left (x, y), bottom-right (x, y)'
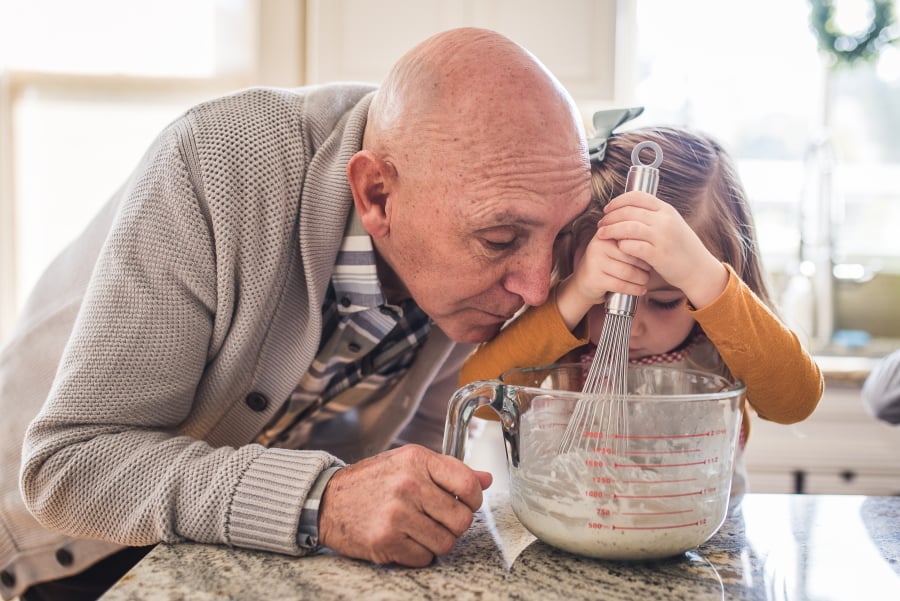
top-left (558, 141), bottom-right (663, 455)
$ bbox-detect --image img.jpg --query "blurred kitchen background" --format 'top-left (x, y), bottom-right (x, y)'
top-left (1, 0), bottom-right (898, 494)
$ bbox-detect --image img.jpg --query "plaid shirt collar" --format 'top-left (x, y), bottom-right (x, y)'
top-left (331, 206), bottom-right (385, 314)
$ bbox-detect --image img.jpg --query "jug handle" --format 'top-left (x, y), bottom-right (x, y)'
top-left (442, 380), bottom-right (502, 459)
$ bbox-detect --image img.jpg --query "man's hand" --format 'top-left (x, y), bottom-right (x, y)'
top-left (317, 444), bottom-right (493, 567)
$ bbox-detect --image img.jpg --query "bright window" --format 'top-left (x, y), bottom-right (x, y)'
top-left (0, 0), bottom-right (260, 339)
top-left (0, 0), bottom-right (254, 77)
top-left (631, 0), bottom-right (900, 276)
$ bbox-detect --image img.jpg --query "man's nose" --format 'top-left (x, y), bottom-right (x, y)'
top-left (503, 252), bottom-right (552, 307)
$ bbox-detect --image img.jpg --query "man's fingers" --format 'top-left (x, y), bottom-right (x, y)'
top-left (419, 500), bottom-right (473, 544)
top-left (381, 505), bottom-right (458, 564)
top-left (372, 527), bottom-right (437, 567)
top-left (391, 542), bottom-right (436, 568)
top-left (426, 453), bottom-right (486, 512)
top-left (474, 469), bottom-right (493, 491)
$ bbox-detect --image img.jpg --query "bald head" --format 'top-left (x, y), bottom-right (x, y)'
top-left (365, 27), bottom-right (586, 163)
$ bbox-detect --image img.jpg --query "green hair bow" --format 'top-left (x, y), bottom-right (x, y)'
top-left (587, 106), bottom-right (644, 163)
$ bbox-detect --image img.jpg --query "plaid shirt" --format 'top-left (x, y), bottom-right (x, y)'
top-left (256, 207), bottom-right (431, 551)
top-left (255, 208), bottom-right (431, 449)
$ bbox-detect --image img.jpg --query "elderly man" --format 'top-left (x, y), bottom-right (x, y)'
top-left (0, 27), bottom-right (590, 600)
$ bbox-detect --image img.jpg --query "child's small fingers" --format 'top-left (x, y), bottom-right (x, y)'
top-left (587, 237), bottom-right (649, 272)
top-left (602, 255), bottom-right (650, 287)
top-left (616, 252), bottom-right (651, 273)
top-left (603, 191), bottom-right (659, 213)
top-left (620, 262), bottom-right (651, 287)
top-left (595, 220), bottom-right (651, 246)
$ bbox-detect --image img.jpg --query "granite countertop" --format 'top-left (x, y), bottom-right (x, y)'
top-left (100, 490), bottom-right (900, 601)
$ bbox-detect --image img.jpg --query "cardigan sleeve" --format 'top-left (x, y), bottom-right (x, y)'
top-left (691, 263), bottom-right (823, 425)
top-left (458, 284), bottom-right (589, 385)
top-left (19, 93), bottom-right (345, 558)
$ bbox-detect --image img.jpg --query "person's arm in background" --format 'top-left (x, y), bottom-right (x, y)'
top-left (861, 349), bottom-right (900, 425)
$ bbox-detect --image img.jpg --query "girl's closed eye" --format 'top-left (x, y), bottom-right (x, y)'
top-left (646, 297), bottom-right (685, 311)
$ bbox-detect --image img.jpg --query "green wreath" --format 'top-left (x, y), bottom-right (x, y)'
top-left (808, 0), bottom-right (897, 66)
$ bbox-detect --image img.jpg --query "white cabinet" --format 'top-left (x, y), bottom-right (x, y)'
top-left (304, 0), bottom-right (619, 114)
top-left (744, 368), bottom-right (900, 496)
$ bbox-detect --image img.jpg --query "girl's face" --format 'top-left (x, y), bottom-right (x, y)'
top-left (586, 269), bottom-right (697, 360)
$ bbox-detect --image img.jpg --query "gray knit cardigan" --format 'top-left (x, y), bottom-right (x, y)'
top-left (0, 83), bottom-right (470, 599)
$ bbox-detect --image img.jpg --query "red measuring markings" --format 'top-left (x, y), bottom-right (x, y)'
top-left (620, 509), bottom-right (694, 517)
top-left (613, 457), bottom-right (715, 468)
top-left (584, 476), bottom-right (717, 499)
top-left (615, 429), bottom-right (726, 440)
top-left (580, 430), bottom-right (726, 441)
top-left (617, 477), bottom-right (697, 485)
top-left (587, 518), bottom-right (709, 531)
top-left (613, 490), bottom-right (704, 499)
top-left (584, 485), bottom-right (715, 499)
top-left (625, 448), bottom-right (701, 455)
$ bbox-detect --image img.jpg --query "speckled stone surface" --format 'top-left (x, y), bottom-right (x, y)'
top-left (100, 492), bottom-right (900, 601)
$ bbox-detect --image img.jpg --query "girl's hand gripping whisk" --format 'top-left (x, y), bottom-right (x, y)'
top-left (557, 141), bottom-right (663, 455)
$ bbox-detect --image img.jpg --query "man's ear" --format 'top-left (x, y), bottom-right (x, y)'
top-left (347, 150), bottom-right (395, 239)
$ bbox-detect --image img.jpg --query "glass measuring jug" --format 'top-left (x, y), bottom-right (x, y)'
top-left (443, 363), bottom-right (746, 560)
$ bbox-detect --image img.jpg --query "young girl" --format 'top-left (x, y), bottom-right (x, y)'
top-left (459, 122), bottom-right (824, 506)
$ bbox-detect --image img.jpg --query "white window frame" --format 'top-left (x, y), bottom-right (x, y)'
top-left (0, 0), bottom-right (307, 342)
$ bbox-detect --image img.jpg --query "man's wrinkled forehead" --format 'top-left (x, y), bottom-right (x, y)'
top-left (467, 197), bottom-right (585, 234)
